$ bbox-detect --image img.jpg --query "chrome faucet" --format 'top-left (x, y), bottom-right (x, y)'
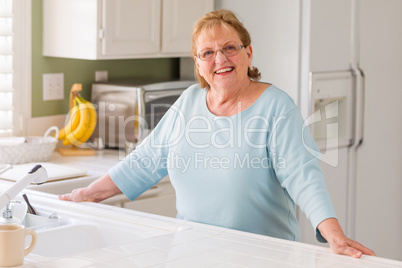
top-left (2, 202), bottom-right (13, 219)
top-left (0, 164), bottom-right (48, 222)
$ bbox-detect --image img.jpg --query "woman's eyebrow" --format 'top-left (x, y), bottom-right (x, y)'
top-left (200, 41), bottom-right (238, 50)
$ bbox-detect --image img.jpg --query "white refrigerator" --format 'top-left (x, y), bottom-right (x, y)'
top-left (216, 0), bottom-right (402, 261)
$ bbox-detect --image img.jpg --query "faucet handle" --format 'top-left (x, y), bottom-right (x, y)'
top-left (28, 165), bottom-right (42, 174)
top-left (27, 165), bottom-right (48, 185)
top-left (2, 202), bottom-right (12, 219)
top-left (1, 200), bottom-right (28, 225)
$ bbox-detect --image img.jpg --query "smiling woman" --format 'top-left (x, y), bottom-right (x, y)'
top-left (59, 9), bottom-right (375, 259)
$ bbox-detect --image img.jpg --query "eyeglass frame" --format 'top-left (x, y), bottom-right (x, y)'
top-left (196, 43), bottom-right (246, 61)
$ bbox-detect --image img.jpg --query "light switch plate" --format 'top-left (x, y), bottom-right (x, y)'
top-left (43, 73), bottom-right (64, 101)
top-left (95, 70), bottom-right (108, 82)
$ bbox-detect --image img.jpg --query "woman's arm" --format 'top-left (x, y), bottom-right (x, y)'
top-left (58, 173), bottom-right (121, 202)
top-left (317, 218), bottom-right (376, 258)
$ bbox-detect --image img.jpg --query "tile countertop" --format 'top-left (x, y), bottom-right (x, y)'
top-left (16, 194), bottom-right (402, 268)
top-left (22, 205), bottom-right (402, 268)
top-left (1, 149), bottom-right (401, 268)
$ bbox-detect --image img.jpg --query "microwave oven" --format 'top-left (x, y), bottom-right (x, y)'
top-left (91, 79), bottom-right (196, 149)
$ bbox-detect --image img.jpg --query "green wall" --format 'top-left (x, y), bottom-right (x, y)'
top-left (32, 0), bottom-right (180, 117)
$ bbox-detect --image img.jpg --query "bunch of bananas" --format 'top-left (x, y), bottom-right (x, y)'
top-left (58, 96), bottom-right (97, 147)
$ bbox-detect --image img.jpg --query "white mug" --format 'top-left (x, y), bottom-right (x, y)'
top-left (0, 224), bottom-right (37, 267)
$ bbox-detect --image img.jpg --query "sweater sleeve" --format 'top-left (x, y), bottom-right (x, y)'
top-left (108, 97), bottom-right (184, 201)
top-left (269, 107), bottom-right (337, 242)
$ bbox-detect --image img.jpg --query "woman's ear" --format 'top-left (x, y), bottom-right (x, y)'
top-left (194, 56), bottom-right (203, 77)
top-left (246, 45), bottom-right (253, 67)
top-left (194, 56), bottom-right (198, 67)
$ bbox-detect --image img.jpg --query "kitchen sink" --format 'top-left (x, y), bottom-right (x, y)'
top-left (31, 223), bottom-right (155, 258)
top-left (23, 212), bottom-right (66, 231)
top-left (0, 187), bottom-right (179, 259)
top-left (17, 194), bottom-right (178, 259)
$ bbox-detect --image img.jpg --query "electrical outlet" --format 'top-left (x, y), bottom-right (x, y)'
top-left (95, 70), bottom-right (108, 82)
top-left (43, 73), bottom-right (64, 101)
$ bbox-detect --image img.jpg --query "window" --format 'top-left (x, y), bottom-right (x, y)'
top-left (0, 0), bottom-right (30, 137)
top-left (0, 0), bottom-right (13, 136)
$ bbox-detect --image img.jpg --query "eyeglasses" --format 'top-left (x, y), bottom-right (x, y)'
top-left (197, 43), bottom-right (245, 61)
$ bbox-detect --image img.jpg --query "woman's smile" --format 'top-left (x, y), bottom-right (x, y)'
top-left (215, 67), bottom-right (234, 75)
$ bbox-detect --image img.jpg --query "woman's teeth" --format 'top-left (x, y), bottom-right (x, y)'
top-left (215, 67), bottom-right (234, 74)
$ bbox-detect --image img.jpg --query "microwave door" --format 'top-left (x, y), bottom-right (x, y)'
top-left (138, 89), bottom-right (184, 139)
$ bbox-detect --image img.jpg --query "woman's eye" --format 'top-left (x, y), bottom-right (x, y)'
top-left (224, 45), bottom-right (236, 52)
top-left (203, 50), bottom-right (214, 57)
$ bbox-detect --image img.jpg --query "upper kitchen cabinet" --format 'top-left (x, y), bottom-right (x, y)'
top-left (42, 0), bottom-right (214, 60)
top-left (101, 0), bottom-right (161, 58)
top-left (161, 0), bottom-right (214, 54)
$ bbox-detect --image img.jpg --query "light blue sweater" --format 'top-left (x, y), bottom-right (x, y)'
top-left (109, 83), bottom-right (336, 241)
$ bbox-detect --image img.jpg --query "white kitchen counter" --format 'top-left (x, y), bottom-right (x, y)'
top-left (20, 199), bottom-right (402, 267)
top-left (1, 150), bottom-right (401, 267)
top-left (1, 190), bottom-right (398, 268)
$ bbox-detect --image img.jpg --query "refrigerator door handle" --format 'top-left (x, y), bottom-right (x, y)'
top-left (352, 67), bottom-right (365, 147)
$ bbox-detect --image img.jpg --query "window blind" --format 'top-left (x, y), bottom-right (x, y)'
top-left (0, 0), bottom-right (13, 136)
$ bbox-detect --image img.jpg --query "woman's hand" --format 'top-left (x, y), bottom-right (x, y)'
top-left (317, 218), bottom-right (376, 258)
top-left (58, 173), bottom-right (121, 203)
top-left (58, 187), bottom-right (95, 202)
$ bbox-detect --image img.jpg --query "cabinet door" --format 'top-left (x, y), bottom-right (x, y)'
top-left (161, 0), bottom-right (214, 55)
top-left (101, 0), bottom-right (161, 58)
top-left (43, 0), bottom-right (99, 59)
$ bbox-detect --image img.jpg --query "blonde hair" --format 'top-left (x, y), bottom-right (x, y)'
top-left (191, 9), bottom-right (261, 89)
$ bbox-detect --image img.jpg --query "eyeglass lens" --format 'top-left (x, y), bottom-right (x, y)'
top-left (198, 44), bottom-right (244, 61)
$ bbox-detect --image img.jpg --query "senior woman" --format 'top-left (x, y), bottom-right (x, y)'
top-left (59, 9), bottom-right (375, 258)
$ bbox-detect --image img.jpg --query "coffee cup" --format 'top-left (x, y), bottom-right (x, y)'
top-left (0, 224), bottom-right (37, 267)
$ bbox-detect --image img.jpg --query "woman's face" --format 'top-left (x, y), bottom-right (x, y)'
top-left (194, 25), bottom-right (252, 91)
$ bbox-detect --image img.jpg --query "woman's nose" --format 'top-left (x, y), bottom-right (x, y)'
top-left (215, 50), bottom-right (228, 64)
